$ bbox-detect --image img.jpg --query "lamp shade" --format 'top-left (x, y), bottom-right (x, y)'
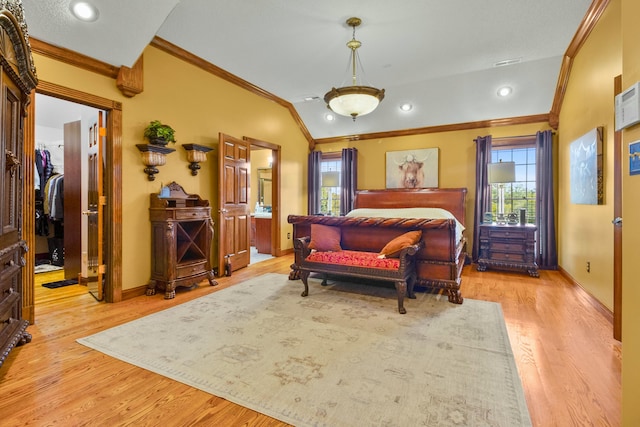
top-left (322, 171), bottom-right (340, 187)
top-left (325, 86), bottom-right (385, 119)
top-left (488, 161), bottom-right (515, 184)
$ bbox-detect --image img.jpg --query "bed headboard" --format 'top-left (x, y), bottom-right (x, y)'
top-left (353, 188), bottom-right (468, 226)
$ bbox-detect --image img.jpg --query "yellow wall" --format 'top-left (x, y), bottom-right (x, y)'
top-left (556, 0), bottom-right (621, 310)
top-left (317, 122), bottom-right (552, 243)
top-left (621, 0), bottom-right (640, 423)
top-left (33, 45), bottom-right (309, 291)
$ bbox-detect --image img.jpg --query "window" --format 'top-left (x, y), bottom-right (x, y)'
top-left (320, 157), bottom-right (341, 216)
top-left (491, 142), bottom-right (536, 224)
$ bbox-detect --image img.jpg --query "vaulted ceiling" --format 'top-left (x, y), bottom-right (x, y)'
top-left (23, 0), bottom-right (595, 140)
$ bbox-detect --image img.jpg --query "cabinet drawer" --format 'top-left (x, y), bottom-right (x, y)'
top-left (0, 276), bottom-right (17, 299)
top-left (176, 260), bottom-right (207, 279)
top-left (0, 291), bottom-right (20, 323)
top-left (175, 209), bottom-right (210, 220)
top-left (490, 252), bottom-right (525, 263)
top-left (0, 250), bottom-right (20, 275)
top-left (490, 241), bottom-right (525, 252)
top-left (488, 229), bottom-right (526, 240)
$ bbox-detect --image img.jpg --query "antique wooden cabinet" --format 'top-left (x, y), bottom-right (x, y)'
top-left (146, 182), bottom-right (217, 299)
top-left (477, 223), bottom-right (539, 277)
top-left (0, 3), bottom-right (38, 368)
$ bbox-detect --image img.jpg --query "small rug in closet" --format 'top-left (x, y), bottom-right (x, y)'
top-left (42, 279), bottom-right (78, 289)
top-left (35, 263), bottom-right (63, 274)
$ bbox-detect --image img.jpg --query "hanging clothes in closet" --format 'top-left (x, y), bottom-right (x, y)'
top-left (35, 148), bottom-right (54, 237)
top-left (44, 173), bottom-right (64, 266)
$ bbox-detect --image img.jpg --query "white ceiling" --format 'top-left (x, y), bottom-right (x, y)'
top-left (22, 0), bottom-right (593, 140)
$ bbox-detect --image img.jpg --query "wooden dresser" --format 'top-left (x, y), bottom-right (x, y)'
top-left (0, 4), bottom-right (38, 368)
top-left (477, 223), bottom-right (539, 277)
top-left (146, 182), bottom-right (217, 299)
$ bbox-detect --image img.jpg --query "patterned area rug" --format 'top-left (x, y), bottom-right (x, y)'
top-left (77, 273), bottom-right (531, 427)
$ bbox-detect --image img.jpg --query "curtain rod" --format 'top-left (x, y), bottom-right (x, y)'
top-left (474, 131), bottom-right (555, 143)
top-left (492, 134), bottom-right (537, 141)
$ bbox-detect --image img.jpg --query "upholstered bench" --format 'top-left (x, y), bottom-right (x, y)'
top-left (291, 225), bottom-right (423, 314)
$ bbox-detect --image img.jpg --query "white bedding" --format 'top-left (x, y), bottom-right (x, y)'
top-left (346, 207), bottom-right (465, 244)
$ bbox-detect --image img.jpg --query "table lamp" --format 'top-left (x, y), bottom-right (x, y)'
top-left (488, 160), bottom-right (515, 223)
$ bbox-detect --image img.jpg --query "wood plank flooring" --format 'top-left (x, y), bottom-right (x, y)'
top-left (0, 256), bottom-right (621, 426)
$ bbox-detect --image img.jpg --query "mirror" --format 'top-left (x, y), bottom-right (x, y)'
top-left (257, 168), bottom-right (272, 208)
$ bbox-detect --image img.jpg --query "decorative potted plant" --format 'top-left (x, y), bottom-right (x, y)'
top-left (143, 120), bottom-right (176, 146)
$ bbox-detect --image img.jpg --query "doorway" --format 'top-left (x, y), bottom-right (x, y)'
top-left (246, 137), bottom-right (281, 265)
top-left (23, 81), bottom-right (123, 325)
top-left (249, 145), bottom-right (275, 265)
top-left (33, 93), bottom-right (105, 301)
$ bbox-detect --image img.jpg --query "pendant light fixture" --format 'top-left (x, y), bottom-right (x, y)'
top-left (324, 17), bottom-right (385, 121)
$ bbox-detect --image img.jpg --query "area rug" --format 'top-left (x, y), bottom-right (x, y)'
top-left (42, 278), bottom-right (78, 289)
top-left (35, 263), bottom-right (63, 274)
top-left (77, 273), bottom-right (532, 427)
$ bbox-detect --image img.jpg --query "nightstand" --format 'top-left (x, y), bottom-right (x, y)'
top-left (477, 223), bottom-right (539, 277)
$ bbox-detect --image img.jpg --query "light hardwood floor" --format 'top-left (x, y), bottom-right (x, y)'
top-left (0, 256), bottom-right (621, 426)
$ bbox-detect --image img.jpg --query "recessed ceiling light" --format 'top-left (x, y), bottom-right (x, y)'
top-left (497, 86), bottom-right (512, 97)
top-left (400, 103), bottom-right (413, 112)
top-left (69, 1), bottom-right (99, 22)
top-left (325, 113), bottom-right (335, 121)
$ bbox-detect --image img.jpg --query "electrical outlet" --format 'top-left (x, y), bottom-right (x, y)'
top-left (586, 261), bottom-right (591, 273)
top-left (287, 232), bottom-right (291, 239)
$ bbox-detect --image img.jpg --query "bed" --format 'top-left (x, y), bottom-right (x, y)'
top-left (288, 188), bottom-right (468, 303)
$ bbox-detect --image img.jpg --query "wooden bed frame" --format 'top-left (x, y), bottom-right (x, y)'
top-left (289, 188), bottom-right (468, 303)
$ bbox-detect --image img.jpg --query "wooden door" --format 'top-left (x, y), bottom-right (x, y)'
top-left (63, 121), bottom-right (82, 280)
top-left (86, 112), bottom-right (105, 300)
top-left (217, 133), bottom-right (251, 273)
top-left (613, 76), bottom-right (622, 340)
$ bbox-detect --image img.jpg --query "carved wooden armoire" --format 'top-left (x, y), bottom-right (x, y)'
top-left (0, 1), bottom-right (38, 368)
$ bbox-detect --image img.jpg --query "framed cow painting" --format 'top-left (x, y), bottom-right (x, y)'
top-left (385, 148), bottom-right (439, 188)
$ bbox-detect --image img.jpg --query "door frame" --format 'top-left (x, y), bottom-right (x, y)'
top-left (244, 137), bottom-right (281, 256)
top-left (23, 81), bottom-right (122, 321)
top-left (613, 75), bottom-right (622, 340)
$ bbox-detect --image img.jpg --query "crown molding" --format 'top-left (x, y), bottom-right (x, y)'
top-left (313, 114), bottom-right (550, 145)
top-left (549, 0), bottom-right (611, 129)
top-left (150, 37), bottom-right (315, 149)
top-left (29, 37), bottom-right (119, 78)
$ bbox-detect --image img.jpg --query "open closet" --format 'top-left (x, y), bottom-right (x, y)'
top-left (34, 94), bottom-right (105, 295)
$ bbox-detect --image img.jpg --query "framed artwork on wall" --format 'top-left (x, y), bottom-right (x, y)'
top-left (629, 140), bottom-right (640, 176)
top-left (385, 148), bottom-right (439, 189)
top-left (570, 127), bottom-right (604, 204)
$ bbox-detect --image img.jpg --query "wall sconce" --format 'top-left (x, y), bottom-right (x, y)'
top-left (182, 144), bottom-right (213, 175)
top-left (135, 144), bottom-right (175, 181)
